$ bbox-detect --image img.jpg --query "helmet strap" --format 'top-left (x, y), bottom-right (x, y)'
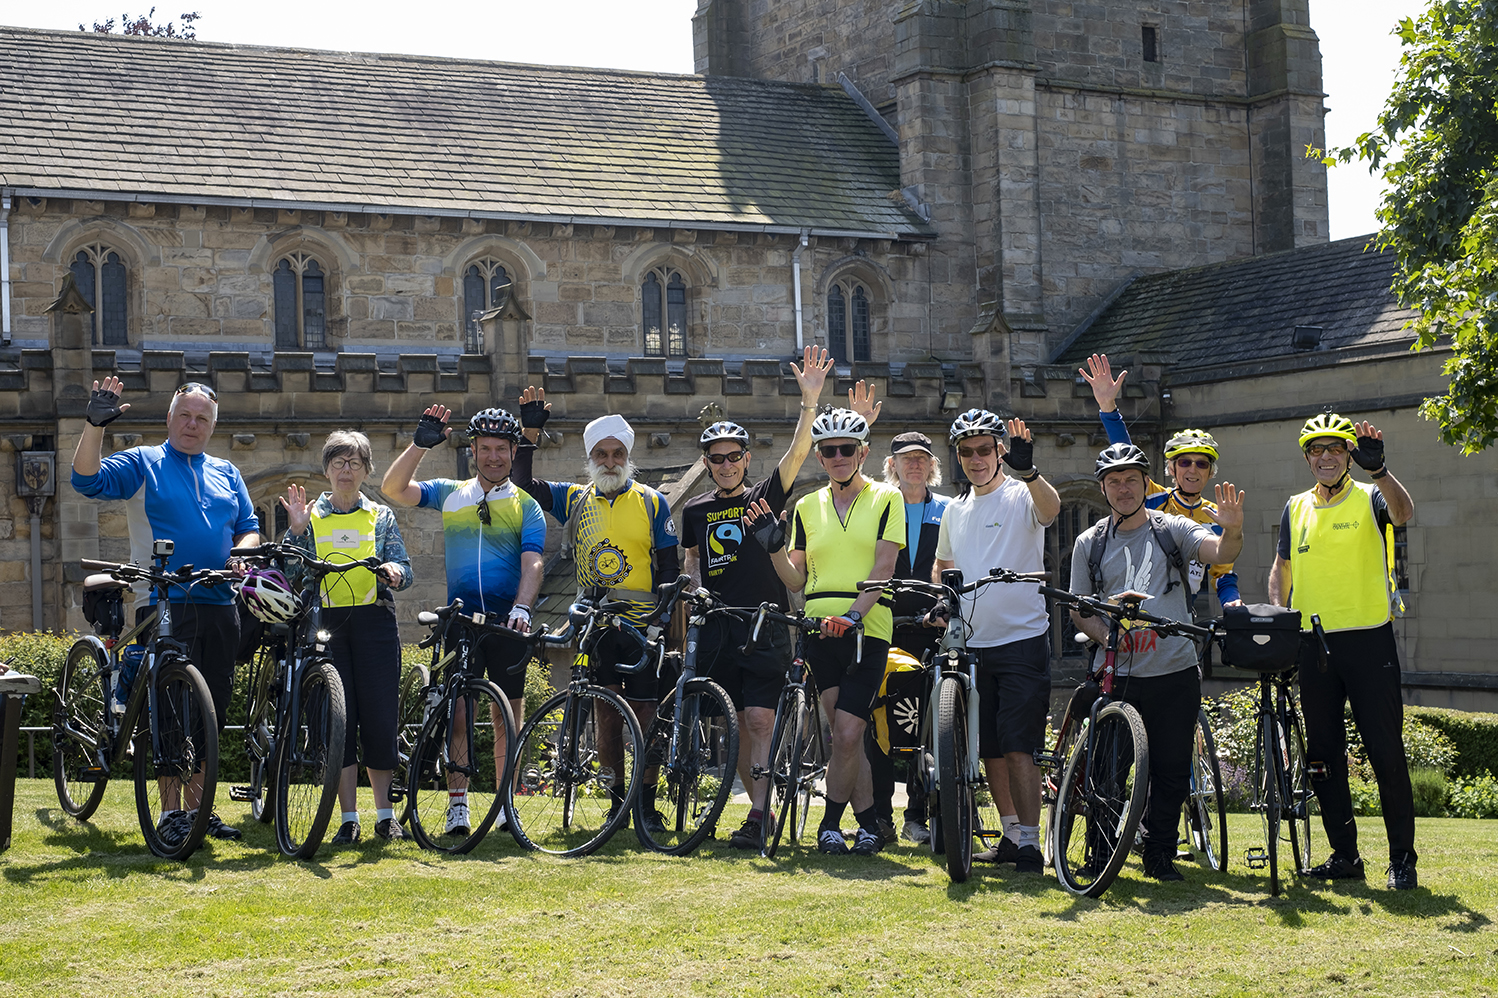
top-left (1106, 493), bottom-right (1147, 527)
top-left (832, 472), bottom-right (860, 490)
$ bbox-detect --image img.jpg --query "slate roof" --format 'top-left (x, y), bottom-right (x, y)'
top-left (0, 27), bottom-right (927, 238)
top-left (1056, 236), bottom-right (1418, 371)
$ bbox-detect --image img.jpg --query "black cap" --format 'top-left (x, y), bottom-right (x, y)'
top-left (891, 432), bottom-right (935, 456)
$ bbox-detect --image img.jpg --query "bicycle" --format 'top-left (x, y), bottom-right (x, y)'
top-left (52, 540), bottom-right (231, 860)
top-left (1242, 645), bottom-right (1317, 896)
top-left (230, 540), bottom-right (367, 858)
top-left (506, 577), bottom-right (689, 856)
top-left (633, 587), bottom-right (742, 856)
top-left (403, 599), bottom-right (567, 854)
top-left (1184, 706), bottom-right (1228, 872)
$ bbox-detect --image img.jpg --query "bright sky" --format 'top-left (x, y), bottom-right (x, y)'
top-left (0, 0), bottom-right (1424, 241)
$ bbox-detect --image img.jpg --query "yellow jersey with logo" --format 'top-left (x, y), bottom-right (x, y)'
top-left (790, 480), bottom-right (905, 642)
top-left (551, 479), bottom-right (676, 624)
top-left (1286, 481), bottom-right (1398, 632)
top-left (311, 504), bottom-right (379, 606)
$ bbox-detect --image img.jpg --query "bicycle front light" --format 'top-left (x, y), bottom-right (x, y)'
top-left (316, 629), bottom-right (331, 650)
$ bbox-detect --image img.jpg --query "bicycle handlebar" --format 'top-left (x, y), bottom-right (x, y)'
top-left (985, 566), bottom-right (1214, 640)
top-left (80, 558), bottom-right (234, 590)
top-left (230, 541), bottom-right (382, 579)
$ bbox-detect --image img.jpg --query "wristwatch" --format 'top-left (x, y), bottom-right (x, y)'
top-left (846, 610), bottom-right (863, 624)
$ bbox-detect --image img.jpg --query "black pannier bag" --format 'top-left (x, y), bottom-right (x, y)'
top-left (1219, 603), bottom-right (1302, 673)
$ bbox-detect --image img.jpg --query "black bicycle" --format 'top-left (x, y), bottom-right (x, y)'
top-left (1244, 656), bottom-right (1315, 896)
top-left (53, 540), bottom-right (230, 859)
top-left (1184, 706), bottom-right (1228, 872)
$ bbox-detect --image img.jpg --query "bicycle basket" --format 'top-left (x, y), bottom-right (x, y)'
top-left (82, 577), bottom-right (126, 636)
top-left (1219, 603), bottom-right (1302, 673)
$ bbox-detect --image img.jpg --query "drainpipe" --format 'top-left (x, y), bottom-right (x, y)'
top-left (1, 195), bottom-right (11, 345)
top-left (792, 228), bottom-right (809, 352)
top-left (30, 502), bottom-right (41, 631)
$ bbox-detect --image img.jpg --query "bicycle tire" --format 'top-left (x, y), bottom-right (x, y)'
top-left (1042, 709), bottom-right (1080, 869)
top-left (936, 676), bottom-right (974, 882)
top-left (1053, 700), bottom-right (1149, 898)
top-left (53, 640), bottom-right (110, 820)
top-left (506, 686), bottom-right (642, 857)
top-left (1284, 705), bottom-right (1314, 878)
top-left (1254, 709), bottom-right (1283, 896)
top-left (1186, 707), bottom-right (1228, 872)
top-left (393, 661), bottom-right (431, 827)
top-left (408, 677), bottom-right (516, 854)
top-left (761, 686), bottom-right (805, 858)
top-left (635, 678), bottom-right (739, 856)
top-left (792, 695), bottom-right (827, 845)
top-left (243, 640), bottom-right (281, 824)
top-left (273, 660), bottom-right (346, 859)
top-left (134, 657), bottom-right (218, 861)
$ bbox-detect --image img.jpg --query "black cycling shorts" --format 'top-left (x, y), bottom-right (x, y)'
top-left (974, 634), bottom-right (1051, 758)
top-left (591, 627), bottom-right (660, 702)
top-left (695, 614), bottom-right (790, 712)
top-left (807, 632), bottom-right (889, 722)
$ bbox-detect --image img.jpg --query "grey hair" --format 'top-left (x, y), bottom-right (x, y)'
top-left (883, 454), bottom-right (943, 488)
top-left (322, 430), bottom-right (375, 475)
top-left (167, 388), bottom-right (218, 425)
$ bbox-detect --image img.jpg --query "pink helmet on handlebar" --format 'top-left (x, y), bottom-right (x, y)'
top-left (239, 567), bottom-right (300, 624)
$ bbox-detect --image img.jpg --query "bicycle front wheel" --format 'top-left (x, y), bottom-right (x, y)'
top-left (273, 660), bottom-right (346, 859)
top-left (791, 696), bottom-right (828, 845)
top-left (1284, 707), bottom-right (1314, 877)
top-left (1041, 703), bottom-right (1082, 869)
top-left (1053, 700), bottom-right (1149, 898)
top-left (393, 661), bottom-right (430, 827)
top-left (408, 678), bottom-right (516, 854)
top-left (1186, 708), bottom-right (1228, 872)
top-left (636, 678), bottom-right (739, 856)
top-left (761, 686), bottom-right (804, 858)
top-left (134, 657), bottom-right (218, 861)
top-left (243, 640), bottom-right (281, 824)
top-left (936, 675), bottom-right (974, 883)
top-left (506, 687), bottom-right (641, 857)
top-left (53, 640), bottom-right (110, 820)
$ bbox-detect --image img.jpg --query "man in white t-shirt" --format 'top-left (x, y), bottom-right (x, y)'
top-left (933, 409), bottom-right (1060, 874)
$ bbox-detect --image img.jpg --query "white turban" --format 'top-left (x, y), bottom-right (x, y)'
top-left (584, 413), bottom-right (635, 455)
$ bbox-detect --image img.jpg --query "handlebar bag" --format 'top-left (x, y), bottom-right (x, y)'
top-left (1220, 603), bottom-right (1302, 673)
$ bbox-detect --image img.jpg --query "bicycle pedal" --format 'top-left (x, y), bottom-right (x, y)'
top-left (228, 785), bottom-right (259, 802)
top-left (75, 766), bottom-right (108, 783)
top-left (387, 784), bottom-right (406, 804)
top-left (1245, 848), bottom-right (1268, 870)
top-left (749, 765), bottom-right (769, 779)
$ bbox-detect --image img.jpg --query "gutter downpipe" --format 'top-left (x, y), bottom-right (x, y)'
top-left (2, 194), bottom-right (11, 345)
top-left (792, 228), bottom-right (809, 352)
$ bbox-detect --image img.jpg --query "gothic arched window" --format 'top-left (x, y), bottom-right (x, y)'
top-left (827, 280), bottom-right (870, 363)
top-left (463, 259), bottom-right (511, 352)
top-left (641, 269), bottom-right (687, 357)
top-left (69, 244), bottom-right (128, 346)
top-left (273, 252), bottom-right (327, 350)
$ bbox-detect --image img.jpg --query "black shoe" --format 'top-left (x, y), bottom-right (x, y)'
top-left (642, 809), bottom-right (667, 836)
top-left (331, 820), bottom-right (361, 845)
top-left (374, 818), bottom-right (404, 841)
top-left (1386, 854), bottom-right (1418, 890)
top-left (1014, 844), bottom-right (1044, 874)
top-left (976, 836), bottom-right (1020, 864)
top-left (1307, 853), bottom-right (1365, 880)
top-left (874, 816), bottom-right (898, 847)
top-left (1143, 853), bottom-right (1185, 882)
top-left (156, 809), bottom-right (192, 849)
top-left (206, 812), bottom-right (242, 841)
top-left (852, 827), bottom-right (883, 856)
top-left (729, 818), bottom-right (762, 850)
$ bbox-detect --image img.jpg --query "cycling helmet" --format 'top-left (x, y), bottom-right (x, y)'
top-left (699, 420), bottom-right (750, 451)
top-left (1094, 443), bottom-right (1151, 481)
top-left (810, 407), bottom-right (870, 444)
top-left (239, 568), bottom-right (300, 624)
top-left (1164, 428), bottom-right (1220, 462)
top-left (1297, 413), bottom-right (1357, 449)
top-left (948, 408), bottom-right (1007, 446)
top-left (467, 407), bottom-right (523, 443)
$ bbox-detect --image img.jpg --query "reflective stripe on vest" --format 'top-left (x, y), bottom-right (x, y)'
top-left (1286, 481), bottom-right (1393, 632)
top-left (312, 505), bottom-right (379, 606)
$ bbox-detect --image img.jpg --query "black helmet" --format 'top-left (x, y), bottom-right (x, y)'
top-left (948, 408), bottom-right (1007, 446)
top-left (467, 407), bottom-right (523, 443)
top-left (1094, 443), bottom-right (1150, 481)
top-left (699, 420), bottom-right (750, 451)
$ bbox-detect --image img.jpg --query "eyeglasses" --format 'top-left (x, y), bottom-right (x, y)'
top-left (957, 443), bottom-right (996, 459)
top-left (477, 495), bottom-right (491, 526)
top-left (327, 458), bottom-right (365, 472)
top-left (174, 382), bottom-right (218, 402)
top-left (1304, 442), bottom-right (1348, 457)
top-left (1173, 457), bottom-right (1212, 470)
top-left (706, 450), bottom-right (746, 466)
top-left (819, 443), bottom-right (860, 458)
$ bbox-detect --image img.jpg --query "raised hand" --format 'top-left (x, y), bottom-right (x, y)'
top-left (519, 385), bottom-right (551, 429)
top-left (742, 497), bottom-right (788, 553)
top-left (1003, 418), bottom-right (1035, 472)
top-left (1207, 482), bottom-right (1245, 532)
top-left (1078, 353), bottom-right (1127, 412)
top-left (279, 483), bottom-right (312, 537)
top-left (1351, 420), bottom-right (1385, 472)
top-left (792, 345), bottom-right (832, 400)
top-left (848, 380), bottom-right (882, 426)
top-left (414, 404), bottom-right (451, 449)
top-left (86, 376), bottom-right (131, 427)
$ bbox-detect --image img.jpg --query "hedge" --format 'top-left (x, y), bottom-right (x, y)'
top-left (1405, 706), bottom-right (1498, 779)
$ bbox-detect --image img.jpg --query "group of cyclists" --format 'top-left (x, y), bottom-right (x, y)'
top-left (65, 345), bottom-right (1420, 890)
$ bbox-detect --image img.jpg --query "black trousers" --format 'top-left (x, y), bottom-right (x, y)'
top-left (141, 603), bottom-right (240, 733)
top-left (322, 604), bottom-right (402, 771)
top-left (1115, 666), bottom-right (1200, 857)
top-left (1299, 622), bottom-right (1415, 862)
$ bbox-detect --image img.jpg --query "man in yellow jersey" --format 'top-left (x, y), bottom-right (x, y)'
top-left (511, 392), bottom-right (680, 832)
top-left (1268, 413), bottom-right (1418, 890)
top-left (747, 406), bottom-right (903, 856)
top-left (1080, 353), bottom-right (1243, 610)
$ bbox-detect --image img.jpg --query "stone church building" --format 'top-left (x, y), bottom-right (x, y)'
top-left (1, 2), bottom-right (1494, 708)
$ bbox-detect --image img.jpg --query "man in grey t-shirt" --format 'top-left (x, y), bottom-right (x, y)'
top-left (1068, 443), bottom-right (1244, 881)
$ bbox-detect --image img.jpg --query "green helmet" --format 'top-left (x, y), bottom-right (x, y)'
top-left (1297, 413), bottom-right (1357, 449)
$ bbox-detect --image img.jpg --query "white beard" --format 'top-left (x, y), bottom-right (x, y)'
top-left (585, 458), bottom-right (635, 494)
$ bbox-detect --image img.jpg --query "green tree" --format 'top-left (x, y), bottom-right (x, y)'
top-left (1323, 1), bottom-right (1498, 454)
top-left (80, 7), bottom-right (201, 39)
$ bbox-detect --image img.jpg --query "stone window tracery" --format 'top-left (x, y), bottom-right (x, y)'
top-left (827, 280), bottom-right (871, 363)
top-left (641, 268), bottom-right (688, 357)
top-left (68, 244), bottom-right (128, 346)
top-left (273, 252), bottom-right (327, 350)
top-left (463, 258), bottom-right (511, 352)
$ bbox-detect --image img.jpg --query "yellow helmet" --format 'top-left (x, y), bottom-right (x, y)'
top-left (1164, 429), bottom-right (1220, 461)
top-left (1297, 413), bottom-right (1357, 449)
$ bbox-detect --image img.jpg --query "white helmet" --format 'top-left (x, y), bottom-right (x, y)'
top-left (810, 407), bottom-right (869, 444)
top-left (239, 568), bottom-right (301, 624)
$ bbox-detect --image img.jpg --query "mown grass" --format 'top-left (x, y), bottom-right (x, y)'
top-left (1, 778), bottom-right (1495, 998)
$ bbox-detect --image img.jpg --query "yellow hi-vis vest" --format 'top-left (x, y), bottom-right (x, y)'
top-left (312, 505), bottom-right (379, 607)
top-left (1286, 480), bottom-right (1401, 632)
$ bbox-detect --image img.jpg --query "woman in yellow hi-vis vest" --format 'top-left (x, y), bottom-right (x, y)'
top-left (1268, 414), bottom-right (1418, 890)
top-left (284, 430), bottom-right (413, 845)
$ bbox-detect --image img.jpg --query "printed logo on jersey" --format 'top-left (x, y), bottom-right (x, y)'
top-left (1297, 523), bottom-right (1310, 554)
top-left (706, 520), bottom-right (744, 577)
top-left (1119, 542), bottom-right (1156, 596)
top-left (587, 537), bottom-right (632, 587)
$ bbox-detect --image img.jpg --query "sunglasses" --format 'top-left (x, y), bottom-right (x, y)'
top-left (957, 443), bottom-right (996, 459)
top-left (1173, 457), bottom-right (1212, 470)
top-left (174, 381), bottom-right (218, 402)
top-left (819, 443), bottom-right (860, 458)
top-left (477, 494), bottom-right (492, 526)
top-left (706, 450), bottom-right (746, 466)
top-left (1304, 442), bottom-right (1348, 457)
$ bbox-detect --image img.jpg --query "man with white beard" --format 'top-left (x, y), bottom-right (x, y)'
top-left (512, 388), bottom-right (680, 831)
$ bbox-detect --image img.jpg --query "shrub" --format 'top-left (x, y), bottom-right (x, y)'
top-left (1448, 772), bottom-right (1498, 819)
top-left (1349, 778), bottom-right (1382, 816)
top-left (1405, 706), bottom-right (1498, 779)
top-left (1402, 719), bottom-right (1458, 776)
top-left (0, 629), bottom-right (81, 777)
top-left (1409, 767), bottom-right (1449, 818)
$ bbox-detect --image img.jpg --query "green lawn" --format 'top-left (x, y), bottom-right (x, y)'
top-left (1, 778), bottom-right (1494, 998)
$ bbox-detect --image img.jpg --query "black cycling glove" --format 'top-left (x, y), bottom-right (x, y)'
top-left (1002, 434), bottom-right (1034, 473)
top-left (520, 398), bottom-right (550, 429)
top-left (413, 413), bottom-right (448, 449)
top-left (86, 386), bottom-right (126, 427)
top-left (746, 509), bottom-right (787, 554)
top-left (1352, 434), bottom-right (1385, 472)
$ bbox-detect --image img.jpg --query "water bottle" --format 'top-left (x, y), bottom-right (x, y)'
top-left (115, 645), bottom-right (147, 714)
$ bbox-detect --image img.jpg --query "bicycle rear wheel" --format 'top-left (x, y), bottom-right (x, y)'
top-left (936, 675), bottom-right (974, 883)
top-left (761, 686), bottom-right (804, 858)
top-left (506, 686), bottom-right (641, 857)
top-left (1252, 710), bottom-right (1283, 896)
top-left (636, 678), bottom-right (739, 856)
top-left (1041, 709), bottom-right (1081, 869)
top-left (791, 696), bottom-right (827, 845)
top-left (408, 678), bottom-right (516, 854)
top-left (1186, 707), bottom-right (1228, 871)
top-left (243, 640), bottom-right (281, 824)
top-left (135, 657), bottom-right (218, 861)
top-left (393, 661), bottom-right (431, 827)
top-left (273, 660), bottom-right (346, 859)
top-left (53, 640), bottom-right (110, 820)
top-left (1053, 700), bottom-right (1149, 898)
top-left (1284, 706), bottom-right (1314, 877)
